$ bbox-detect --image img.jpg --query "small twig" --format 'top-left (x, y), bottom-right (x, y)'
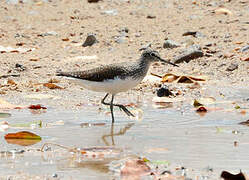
top-left (0, 74), bottom-right (20, 79)
top-left (150, 72), bottom-right (162, 78)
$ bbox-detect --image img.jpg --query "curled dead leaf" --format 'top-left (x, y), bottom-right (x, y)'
top-left (221, 171), bottom-right (248, 180)
top-left (177, 76), bottom-right (194, 83)
top-left (161, 73), bottom-right (179, 83)
top-left (160, 73), bottom-right (206, 83)
top-left (5, 131), bottom-right (41, 140)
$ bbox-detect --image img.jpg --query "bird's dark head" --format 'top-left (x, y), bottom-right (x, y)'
top-left (141, 48), bottom-right (178, 67)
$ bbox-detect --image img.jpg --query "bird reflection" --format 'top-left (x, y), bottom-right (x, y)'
top-left (102, 123), bottom-right (134, 146)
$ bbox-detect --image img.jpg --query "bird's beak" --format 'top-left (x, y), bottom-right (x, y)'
top-left (158, 57), bottom-right (179, 67)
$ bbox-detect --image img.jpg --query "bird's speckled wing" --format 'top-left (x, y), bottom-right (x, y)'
top-left (56, 64), bottom-right (129, 82)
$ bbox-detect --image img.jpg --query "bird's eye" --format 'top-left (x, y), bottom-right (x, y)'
top-left (150, 52), bottom-right (156, 57)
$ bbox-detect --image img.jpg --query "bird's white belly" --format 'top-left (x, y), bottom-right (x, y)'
top-left (65, 76), bottom-right (143, 94)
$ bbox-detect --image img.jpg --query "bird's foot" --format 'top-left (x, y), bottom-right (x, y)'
top-left (117, 105), bottom-right (135, 117)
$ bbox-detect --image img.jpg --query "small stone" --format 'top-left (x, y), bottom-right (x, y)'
top-left (182, 31), bottom-right (196, 36)
top-left (172, 45), bottom-right (203, 64)
top-left (52, 173), bottom-right (58, 178)
top-left (38, 31), bottom-right (57, 37)
top-left (226, 63), bottom-right (238, 71)
top-left (6, 0), bottom-right (19, 4)
top-left (182, 31), bottom-right (205, 38)
top-left (204, 42), bottom-right (213, 47)
top-left (241, 57), bottom-right (249, 61)
top-left (15, 63), bottom-right (26, 71)
top-left (195, 31), bottom-right (205, 38)
top-left (240, 45), bottom-right (249, 52)
top-left (147, 14), bottom-right (156, 19)
top-left (101, 9), bottom-right (118, 16)
top-left (88, 0), bottom-right (100, 2)
top-left (115, 36), bottom-right (126, 44)
top-left (82, 34), bottom-right (97, 47)
top-left (163, 40), bottom-right (180, 49)
top-left (156, 85), bottom-right (172, 97)
top-left (134, 33), bottom-right (141, 37)
top-left (120, 27), bottom-right (129, 33)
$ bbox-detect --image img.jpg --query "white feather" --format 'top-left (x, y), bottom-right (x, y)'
top-left (65, 76), bottom-right (143, 95)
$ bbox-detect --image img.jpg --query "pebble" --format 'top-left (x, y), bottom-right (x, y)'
top-left (115, 36), bottom-right (126, 44)
top-left (163, 40), bottom-right (180, 49)
top-left (240, 45), bottom-right (249, 52)
top-left (182, 31), bottom-right (205, 38)
top-left (15, 63), bottom-right (26, 71)
top-left (147, 14), bottom-right (156, 19)
top-left (38, 31), bottom-right (57, 37)
top-left (204, 42), bottom-right (213, 47)
top-left (88, 0), bottom-right (100, 2)
top-left (156, 85), bottom-right (172, 97)
top-left (52, 173), bottom-right (58, 178)
top-left (82, 34), bottom-right (97, 47)
top-left (101, 9), bottom-right (118, 16)
top-left (120, 27), bottom-right (129, 33)
top-left (226, 63), bottom-right (238, 71)
top-left (134, 33), bottom-right (141, 37)
top-left (6, 0), bottom-right (18, 4)
top-left (172, 44), bottom-right (204, 63)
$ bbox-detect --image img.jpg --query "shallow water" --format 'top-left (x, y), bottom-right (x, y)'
top-left (0, 89), bottom-right (249, 179)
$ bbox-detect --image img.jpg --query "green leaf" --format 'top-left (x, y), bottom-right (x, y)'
top-left (11, 120), bottom-right (42, 128)
top-left (0, 113), bottom-right (11, 118)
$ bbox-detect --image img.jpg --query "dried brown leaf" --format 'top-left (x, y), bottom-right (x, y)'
top-left (162, 73), bottom-right (179, 83)
top-left (239, 119), bottom-right (249, 126)
top-left (221, 171), bottom-right (247, 180)
top-left (43, 83), bottom-right (63, 89)
top-left (7, 79), bottom-right (16, 85)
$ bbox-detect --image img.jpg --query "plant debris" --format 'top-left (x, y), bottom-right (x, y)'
top-left (28, 104), bottom-right (47, 110)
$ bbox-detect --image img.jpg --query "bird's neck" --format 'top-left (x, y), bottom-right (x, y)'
top-left (138, 57), bottom-right (151, 71)
top-left (130, 57), bottom-right (151, 79)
